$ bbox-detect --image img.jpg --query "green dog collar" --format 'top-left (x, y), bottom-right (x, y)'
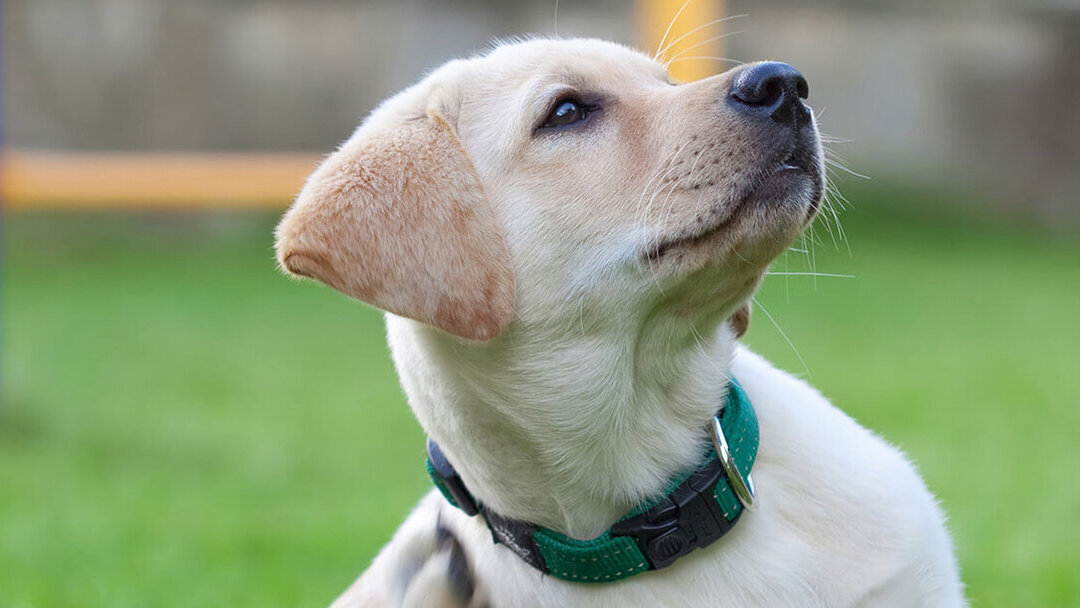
top-left (426, 380), bottom-right (759, 583)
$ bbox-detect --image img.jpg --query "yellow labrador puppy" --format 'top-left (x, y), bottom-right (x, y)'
top-left (276, 38), bottom-right (966, 607)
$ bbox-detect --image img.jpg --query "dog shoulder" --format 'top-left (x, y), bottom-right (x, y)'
top-left (732, 347), bottom-right (964, 604)
top-left (733, 345), bottom-right (935, 502)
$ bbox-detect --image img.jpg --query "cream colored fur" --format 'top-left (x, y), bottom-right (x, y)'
top-left (275, 38), bottom-right (966, 607)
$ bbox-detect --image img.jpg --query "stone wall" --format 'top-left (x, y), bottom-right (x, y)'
top-left (4, 0), bottom-right (1077, 222)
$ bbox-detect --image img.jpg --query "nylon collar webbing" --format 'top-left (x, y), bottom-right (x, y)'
top-left (425, 380), bottom-right (759, 584)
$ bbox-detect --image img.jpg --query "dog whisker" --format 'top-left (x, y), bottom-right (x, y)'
top-left (816, 138), bottom-right (857, 256)
top-left (689, 322), bottom-right (732, 383)
top-left (635, 143), bottom-right (689, 228)
top-left (656, 14), bottom-right (748, 62)
top-left (815, 181), bottom-right (845, 251)
top-left (821, 190), bottom-right (851, 255)
top-left (818, 134), bottom-right (852, 144)
top-left (664, 32), bottom-right (744, 67)
top-left (642, 179), bottom-right (682, 293)
top-left (824, 175), bottom-right (855, 211)
top-left (819, 133), bottom-right (871, 182)
top-left (766, 271), bottom-right (855, 278)
top-left (633, 169), bottom-right (670, 251)
top-left (635, 144), bottom-right (686, 211)
top-left (654, 0), bottom-right (696, 60)
top-left (657, 143), bottom-right (710, 239)
top-left (752, 296), bottom-right (811, 378)
top-left (781, 250), bottom-right (790, 303)
top-left (795, 225), bottom-right (820, 289)
top-left (823, 156), bottom-right (872, 181)
top-left (665, 55), bottom-right (744, 68)
top-left (635, 144), bottom-right (693, 281)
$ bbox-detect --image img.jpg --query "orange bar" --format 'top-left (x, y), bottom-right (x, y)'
top-left (0, 149), bottom-right (323, 210)
top-left (637, 0), bottom-right (726, 83)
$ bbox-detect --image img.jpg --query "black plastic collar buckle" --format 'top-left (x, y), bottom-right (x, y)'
top-left (426, 438), bottom-right (480, 516)
top-left (609, 457), bottom-right (739, 570)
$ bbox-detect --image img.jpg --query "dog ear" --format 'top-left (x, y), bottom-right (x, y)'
top-left (274, 108), bottom-right (516, 341)
top-left (730, 303), bottom-right (751, 339)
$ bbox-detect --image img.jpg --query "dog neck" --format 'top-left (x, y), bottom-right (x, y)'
top-left (387, 312), bottom-right (737, 539)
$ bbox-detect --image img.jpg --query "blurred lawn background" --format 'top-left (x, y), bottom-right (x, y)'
top-left (4, 180), bottom-right (1079, 607)
top-left (4, 0), bottom-right (1080, 607)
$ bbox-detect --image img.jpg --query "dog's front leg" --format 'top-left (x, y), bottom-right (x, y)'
top-left (330, 492), bottom-right (485, 608)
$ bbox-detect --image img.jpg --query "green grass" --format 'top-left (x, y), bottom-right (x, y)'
top-left (3, 185), bottom-right (1078, 607)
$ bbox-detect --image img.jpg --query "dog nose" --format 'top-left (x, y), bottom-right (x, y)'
top-left (730, 62), bottom-right (811, 127)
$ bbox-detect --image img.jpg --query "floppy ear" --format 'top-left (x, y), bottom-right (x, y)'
top-left (729, 303), bottom-right (751, 339)
top-left (274, 108), bottom-right (515, 341)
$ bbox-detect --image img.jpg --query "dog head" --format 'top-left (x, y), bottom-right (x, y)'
top-left (275, 38), bottom-right (823, 343)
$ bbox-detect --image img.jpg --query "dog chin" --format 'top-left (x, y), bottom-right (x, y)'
top-left (751, 170), bottom-right (823, 226)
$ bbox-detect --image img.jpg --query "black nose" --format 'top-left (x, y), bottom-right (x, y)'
top-left (730, 62), bottom-right (811, 126)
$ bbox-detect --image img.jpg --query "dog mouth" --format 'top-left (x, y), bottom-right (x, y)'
top-left (643, 201), bottom-right (747, 263)
top-left (778, 133), bottom-right (817, 174)
top-left (772, 134), bottom-right (823, 216)
top-left (643, 134), bottom-right (822, 263)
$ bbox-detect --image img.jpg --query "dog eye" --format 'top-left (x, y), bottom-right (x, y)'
top-left (541, 98), bottom-right (594, 129)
